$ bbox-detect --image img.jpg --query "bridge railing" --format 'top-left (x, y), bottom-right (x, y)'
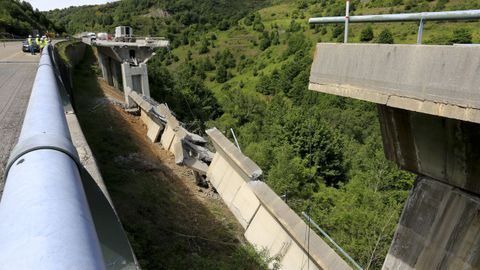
top-left (0, 45), bottom-right (105, 268)
top-left (309, 9), bottom-right (480, 44)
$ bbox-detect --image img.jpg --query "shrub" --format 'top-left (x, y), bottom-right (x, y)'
top-left (450, 28), bottom-right (472, 44)
top-left (360, 26), bottom-right (374, 42)
top-left (377, 29), bottom-right (394, 44)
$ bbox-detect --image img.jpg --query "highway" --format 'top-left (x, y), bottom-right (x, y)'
top-left (0, 41), bottom-right (39, 193)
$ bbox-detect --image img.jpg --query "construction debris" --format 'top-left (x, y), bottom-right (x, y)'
top-left (127, 91), bottom-right (213, 175)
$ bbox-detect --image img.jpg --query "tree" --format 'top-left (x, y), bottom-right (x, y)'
top-left (287, 20), bottom-right (301, 32)
top-left (216, 65), bottom-right (228, 83)
top-left (377, 29), bottom-right (394, 44)
top-left (252, 12), bottom-right (264, 32)
top-left (360, 26), bottom-right (374, 42)
top-left (271, 30), bottom-right (280, 45)
top-left (219, 49), bottom-right (236, 68)
top-left (450, 28), bottom-right (472, 44)
top-left (218, 19), bottom-right (229, 31)
top-left (284, 33), bottom-right (309, 57)
top-left (332, 25), bottom-right (344, 39)
top-left (259, 31), bottom-right (271, 51)
top-left (267, 144), bottom-right (316, 199)
top-left (199, 39), bottom-right (209, 54)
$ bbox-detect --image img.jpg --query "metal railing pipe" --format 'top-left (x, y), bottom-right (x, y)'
top-left (309, 9), bottom-right (480, 24)
top-left (302, 212), bottom-right (363, 270)
top-left (0, 45), bottom-right (105, 269)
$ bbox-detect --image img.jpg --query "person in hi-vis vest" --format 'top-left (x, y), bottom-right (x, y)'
top-left (27, 35), bottom-right (34, 55)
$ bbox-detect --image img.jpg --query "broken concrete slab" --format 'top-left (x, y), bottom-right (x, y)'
top-left (206, 128), bottom-right (351, 270)
top-left (139, 109), bottom-right (164, 142)
top-left (206, 127), bottom-right (262, 181)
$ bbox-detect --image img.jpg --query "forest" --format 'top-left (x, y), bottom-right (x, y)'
top-left (0, 0), bottom-right (59, 37)
top-left (44, 0), bottom-right (480, 268)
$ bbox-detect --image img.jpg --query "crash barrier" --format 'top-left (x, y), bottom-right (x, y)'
top-left (206, 128), bottom-right (352, 270)
top-left (0, 44), bottom-right (138, 269)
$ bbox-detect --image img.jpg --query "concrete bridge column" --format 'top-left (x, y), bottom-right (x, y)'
top-left (97, 52), bottom-right (113, 86)
top-left (110, 59), bottom-right (122, 90)
top-left (378, 105), bottom-right (480, 269)
top-left (121, 62), bottom-right (150, 107)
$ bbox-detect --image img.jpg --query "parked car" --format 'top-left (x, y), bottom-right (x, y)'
top-left (22, 41), bottom-right (39, 53)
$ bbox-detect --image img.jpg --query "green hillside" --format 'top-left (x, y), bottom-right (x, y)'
top-left (0, 0), bottom-right (58, 37)
top-left (48, 0), bottom-right (480, 269)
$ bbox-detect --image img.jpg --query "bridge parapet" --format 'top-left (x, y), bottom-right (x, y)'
top-left (310, 43), bottom-right (480, 123)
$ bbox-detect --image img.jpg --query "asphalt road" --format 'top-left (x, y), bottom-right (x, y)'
top-left (0, 41), bottom-right (39, 192)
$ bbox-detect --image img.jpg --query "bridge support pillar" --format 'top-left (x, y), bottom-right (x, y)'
top-left (384, 176), bottom-right (480, 270)
top-left (378, 105), bottom-right (480, 269)
top-left (111, 59), bottom-right (121, 90)
top-left (97, 52), bottom-right (113, 86)
top-left (121, 62), bottom-right (150, 108)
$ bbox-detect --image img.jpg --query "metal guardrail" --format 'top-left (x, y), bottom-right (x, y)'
top-left (0, 45), bottom-right (106, 269)
top-left (309, 9), bottom-right (480, 44)
top-left (302, 212), bottom-right (363, 270)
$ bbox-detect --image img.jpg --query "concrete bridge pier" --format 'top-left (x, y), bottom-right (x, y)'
top-left (378, 105), bottom-right (480, 269)
top-left (309, 43), bottom-right (480, 269)
top-left (90, 39), bottom-right (169, 107)
top-left (121, 62), bottom-right (150, 107)
top-left (110, 57), bottom-right (122, 90)
top-left (97, 52), bottom-right (113, 86)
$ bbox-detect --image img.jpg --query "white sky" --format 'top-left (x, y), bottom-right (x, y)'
top-left (24, 0), bottom-right (118, 11)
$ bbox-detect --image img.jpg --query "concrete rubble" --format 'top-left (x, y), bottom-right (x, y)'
top-left (206, 127), bottom-right (351, 270)
top-left (128, 91), bottom-right (213, 175)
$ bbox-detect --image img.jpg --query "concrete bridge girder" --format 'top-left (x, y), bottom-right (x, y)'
top-left (378, 105), bottom-right (480, 194)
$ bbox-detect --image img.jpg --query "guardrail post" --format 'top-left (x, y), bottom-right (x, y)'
top-left (417, 18), bottom-right (425, 44)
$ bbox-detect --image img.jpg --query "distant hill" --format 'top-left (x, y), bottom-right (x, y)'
top-left (45, 0), bottom-right (273, 36)
top-left (0, 0), bottom-right (59, 37)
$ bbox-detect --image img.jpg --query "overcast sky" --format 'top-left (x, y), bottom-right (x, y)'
top-left (24, 0), bottom-right (118, 11)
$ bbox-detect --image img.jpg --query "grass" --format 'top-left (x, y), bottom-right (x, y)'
top-left (55, 40), bottom-right (76, 66)
top-left (67, 45), bottom-right (272, 270)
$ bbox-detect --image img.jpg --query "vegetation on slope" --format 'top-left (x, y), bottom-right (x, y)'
top-left (0, 0), bottom-right (58, 37)
top-left (49, 0), bottom-right (480, 269)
